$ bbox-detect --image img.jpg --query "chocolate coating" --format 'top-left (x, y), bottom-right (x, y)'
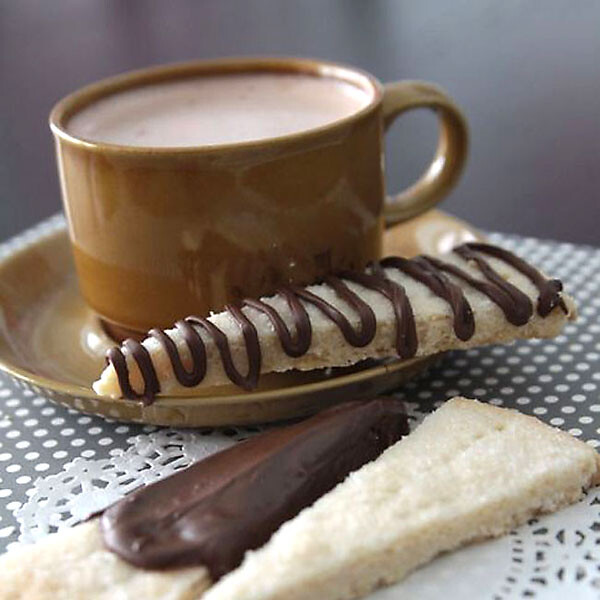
top-left (106, 243), bottom-right (568, 402)
top-left (100, 397), bottom-right (409, 580)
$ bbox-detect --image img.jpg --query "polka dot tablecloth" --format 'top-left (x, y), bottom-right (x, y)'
top-left (1, 224), bottom-right (600, 599)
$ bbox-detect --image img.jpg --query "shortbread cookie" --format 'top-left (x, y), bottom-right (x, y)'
top-left (204, 398), bottom-right (600, 600)
top-left (0, 398), bottom-right (407, 600)
top-left (94, 243), bottom-right (576, 402)
top-left (0, 520), bottom-right (210, 600)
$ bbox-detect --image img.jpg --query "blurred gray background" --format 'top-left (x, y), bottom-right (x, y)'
top-left (1, 0), bottom-right (599, 243)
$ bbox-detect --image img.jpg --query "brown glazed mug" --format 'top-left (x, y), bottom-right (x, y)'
top-left (50, 57), bottom-right (468, 334)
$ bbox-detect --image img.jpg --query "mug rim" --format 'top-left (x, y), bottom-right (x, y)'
top-left (49, 56), bottom-right (383, 155)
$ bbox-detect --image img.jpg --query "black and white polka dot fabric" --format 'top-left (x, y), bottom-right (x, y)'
top-left (1, 229), bottom-right (599, 598)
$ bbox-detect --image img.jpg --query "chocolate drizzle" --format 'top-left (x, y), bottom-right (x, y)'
top-left (106, 340), bottom-right (159, 405)
top-left (426, 252), bottom-right (533, 326)
top-left (105, 243), bottom-right (568, 402)
top-left (186, 305), bottom-right (261, 391)
top-left (294, 275), bottom-right (376, 347)
top-left (380, 256), bottom-right (476, 341)
top-left (242, 287), bottom-right (312, 357)
top-left (341, 266), bottom-right (417, 359)
top-left (149, 321), bottom-right (206, 387)
top-left (100, 398), bottom-right (409, 580)
top-left (462, 242), bottom-right (567, 317)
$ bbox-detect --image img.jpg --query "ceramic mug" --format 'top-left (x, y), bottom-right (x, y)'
top-left (50, 57), bottom-right (468, 334)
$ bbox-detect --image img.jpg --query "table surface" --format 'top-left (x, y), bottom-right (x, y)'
top-left (1, 217), bottom-right (600, 598)
top-left (1, 0), bottom-right (599, 245)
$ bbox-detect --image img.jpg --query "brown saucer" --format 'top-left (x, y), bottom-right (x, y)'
top-left (0, 210), bottom-right (479, 426)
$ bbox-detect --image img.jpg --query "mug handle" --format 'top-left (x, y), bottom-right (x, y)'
top-left (382, 80), bottom-right (469, 226)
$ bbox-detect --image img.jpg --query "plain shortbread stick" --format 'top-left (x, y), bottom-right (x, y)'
top-left (205, 398), bottom-right (600, 600)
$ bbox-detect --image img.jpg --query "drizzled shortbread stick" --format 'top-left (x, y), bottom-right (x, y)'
top-left (93, 243), bottom-right (576, 400)
top-left (205, 398), bottom-right (600, 600)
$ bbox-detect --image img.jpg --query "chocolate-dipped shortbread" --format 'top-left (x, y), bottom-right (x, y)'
top-left (0, 399), bottom-right (407, 600)
top-left (94, 243), bottom-right (576, 402)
